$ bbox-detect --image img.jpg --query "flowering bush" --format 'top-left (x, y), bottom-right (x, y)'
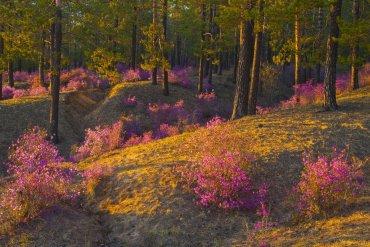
top-left (124, 131), bottom-right (154, 147)
top-left (13, 89), bottom-right (29, 98)
top-left (176, 150), bottom-right (263, 209)
top-left (29, 86), bottom-right (48, 96)
top-left (73, 120), bottom-right (123, 161)
top-left (295, 149), bottom-right (365, 218)
top-left (206, 115), bottom-right (226, 128)
top-left (2, 86), bottom-right (15, 99)
top-left (0, 127), bottom-right (78, 234)
top-left (13, 71), bottom-right (30, 82)
top-left (148, 100), bottom-right (188, 127)
top-left (8, 127), bottom-right (64, 171)
top-left (123, 69), bottom-right (141, 82)
top-left (154, 124), bottom-right (180, 139)
top-left (169, 67), bottom-right (191, 88)
top-left (122, 95), bottom-right (137, 107)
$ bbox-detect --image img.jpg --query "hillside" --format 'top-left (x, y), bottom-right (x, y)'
top-left (2, 85), bottom-right (369, 246)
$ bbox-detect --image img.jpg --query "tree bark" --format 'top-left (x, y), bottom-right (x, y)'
top-left (314, 7), bottom-right (323, 85)
top-left (248, 0), bottom-right (263, 115)
top-left (351, 0), bottom-right (360, 90)
top-left (39, 29), bottom-right (46, 87)
top-left (294, 14), bottom-right (301, 99)
top-left (131, 3), bottom-right (137, 70)
top-left (8, 60), bottom-right (14, 87)
top-left (162, 0), bottom-right (169, 96)
top-left (233, 28), bottom-right (239, 84)
top-left (208, 4), bottom-right (214, 85)
top-left (323, 0), bottom-right (342, 111)
top-left (50, 0), bottom-right (62, 143)
top-left (198, 3), bottom-right (206, 94)
top-left (0, 25), bottom-right (3, 100)
top-left (152, 0), bottom-right (158, 85)
top-left (231, 17), bottom-right (254, 120)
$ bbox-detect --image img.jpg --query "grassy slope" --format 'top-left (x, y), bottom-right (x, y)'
top-left (1, 80), bottom-right (369, 246)
top-left (78, 86), bottom-right (369, 246)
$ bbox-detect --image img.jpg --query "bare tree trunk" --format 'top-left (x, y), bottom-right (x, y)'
top-left (0, 22), bottom-right (3, 100)
top-left (351, 0), bottom-right (360, 90)
top-left (231, 17), bottom-right (254, 120)
top-left (8, 60), bottom-right (14, 87)
top-left (162, 0), bottom-right (169, 96)
top-left (294, 14), bottom-right (301, 100)
top-left (152, 0), bottom-right (158, 85)
top-left (39, 29), bottom-right (46, 87)
top-left (314, 7), bottom-right (323, 85)
top-left (248, 0), bottom-right (263, 115)
top-left (198, 3), bottom-right (206, 94)
top-left (50, 0), bottom-right (62, 143)
top-left (208, 4), bottom-right (214, 85)
top-left (131, 3), bottom-right (137, 70)
top-left (233, 28), bottom-right (239, 84)
top-left (324, 0), bottom-right (342, 111)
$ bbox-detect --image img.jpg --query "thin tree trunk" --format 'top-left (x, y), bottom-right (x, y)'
top-left (152, 0), bottom-right (158, 85)
top-left (218, 52), bottom-right (223, 75)
top-left (208, 5), bottom-right (214, 85)
top-left (351, 0), bottom-right (360, 90)
top-left (198, 4), bottom-right (206, 94)
top-left (231, 17), bottom-right (254, 120)
top-left (131, 3), bottom-right (137, 70)
top-left (8, 60), bottom-right (14, 87)
top-left (294, 14), bottom-right (301, 99)
top-left (233, 28), bottom-right (239, 84)
top-left (162, 0), bottom-right (169, 96)
top-left (176, 34), bottom-right (181, 66)
top-left (0, 29), bottom-right (3, 100)
top-left (39, 29), bottom-right (46, 87)
top-left (248, 0), bottom-right (263, 115)
top-left (323, 0), bottom-right (342, 111)
top-left (314, 7), bottom-right (323, 85)
top-left (50, 0), bottom-right (62, 143)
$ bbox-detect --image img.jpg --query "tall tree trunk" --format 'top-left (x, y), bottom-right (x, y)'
top-left (152, 0), bottom-right (158, 85)
top-left (233, 28), bottom-right (239, 84)
top-left (294, 14), bottom-right (301, 99)
top-left (162, 0), bottom-right (169, 96)
top-left (198, 3), bottom-right (206, 94)
top-left (50, 0), bottom-right (62, 143)
top-left (351, 0), bottom-right (360, 90)
top-left (248, 0), bottom-right (263, 115)
top-left (314, 7), bottom-right (323, 84)
top-left (39, 29), bottom-right (46, 87)
top-left (131, 4), bottom-right (137, 70)
top-left (208, 4), bottom-right (214, 85)
top-left (324, 0), bottom-right (342, 111)
top-left (8, 60), bottom-right (14, 87)
top-left (231, 17), bottom-right (254, 120)
top-left (176, 34), bottom-right (181, 66)
top-left (0, 26), bottom-right (3, 100)
top-left (218, 52), bottom-right (223, 75)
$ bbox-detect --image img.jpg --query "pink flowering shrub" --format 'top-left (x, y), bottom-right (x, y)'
top-left (124, 131), bottom-right (154, 147)
top-left (2, 86), bottom-right (15, 99)
top-left (13, 89), bottom-right (29, 98)
top-left (73, 120), bottom-right (123, 161)
top-left (13, 71), bottom-right (30, 82)
top-left (8, 127), bottom-right (64, 170)
top-left (206, 115), bottom-right (226, 128)
top-left (0, 127), bottom-right (78, 234)
top-left (148, 100), bottom-right (188, 127)
top-left (122, 95), bottom-right (137, 107)
top-left (176, 150), bottom-right (264, 209)
top-left (62, 78), bottom-right (89, 91)
top-left (169, 67), bottom-right (191, 88)
top-left (123, 69), bottom-right (141, 82)
top-left (154, 124), bottom-right (180, 139)
top-left (256, 105), bottom-right (272, 115)
top-left (295, 149), bottom-right (365, 218)
top-left (29, 86), bottom-right (48, 96)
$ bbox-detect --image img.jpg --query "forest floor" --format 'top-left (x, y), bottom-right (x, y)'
top-left (0, 74), bottom-right (369, 246)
